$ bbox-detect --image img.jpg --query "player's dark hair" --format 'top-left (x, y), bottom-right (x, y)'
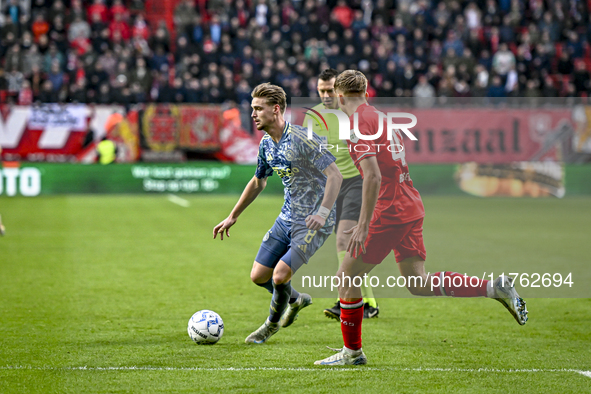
top-left (251, 83), bottom-right (287, 114)
top-left (318, 68), bottom-right (339, 81)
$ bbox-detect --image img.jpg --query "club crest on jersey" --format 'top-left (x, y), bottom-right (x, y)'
top-left (285, 149), bottom-right (293, 161)
top-left (349, 129), bottom-right (360, 143)
top-left (263, 230), bottom-right (271, 241)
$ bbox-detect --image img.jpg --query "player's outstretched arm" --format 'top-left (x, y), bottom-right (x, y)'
top-left (345, 156), bottom-right (381, 258)
top-left (213, 176), bottom-right (267, 240)
top-left (305, 162), bottom-right (343, 231)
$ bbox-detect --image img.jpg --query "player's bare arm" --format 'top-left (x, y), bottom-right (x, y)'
top-left (213, 176), bottom-right (267, 240)
top-left (345, 156), bottom-right (381, 258)
top-left (305, 162), bottom-right (342, 231)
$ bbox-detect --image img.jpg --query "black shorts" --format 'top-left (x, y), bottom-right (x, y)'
top-left (335, 175), bottom-right (363, 230)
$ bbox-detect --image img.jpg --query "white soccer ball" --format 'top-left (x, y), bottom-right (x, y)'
top-left (188, 310), bottom-right (224, 345)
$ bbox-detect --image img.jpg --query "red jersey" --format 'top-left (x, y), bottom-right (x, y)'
top-left (347, 103), bottom-right (425, 226)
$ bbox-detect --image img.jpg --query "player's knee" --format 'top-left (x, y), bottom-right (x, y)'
top-left (406, 284), bottom-right (426, 296)
top-left (250, 272), bottom-right (264, 284)
top-left (335, 234), bottom-right (348, 253)
top-left (250, 269), bottom-right (269, 284)
top-left (405, 280), bottom-right (431, 296)
top-left (272, 270), bottom-right (291, 285)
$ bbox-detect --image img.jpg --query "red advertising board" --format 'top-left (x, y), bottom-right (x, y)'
top-left (404, 108), bottom-right (572, 163)
top-left (292, 106), bottom-right (574, 164)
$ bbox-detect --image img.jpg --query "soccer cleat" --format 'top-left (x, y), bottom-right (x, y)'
top-left (244, 319), bottom-right (279, 344)
top-left (0, 215), bottom-right (5, 236)
top-left (314, 346), bottom-right (368, 366)
top-left (493, 276), bottom-right (528, 325)
top-left (324, 302), bottom-right (341, 321)
top-left (363, 303), bottom-right (379, 319)
top-left (280, 293), bottom-right (312, 328)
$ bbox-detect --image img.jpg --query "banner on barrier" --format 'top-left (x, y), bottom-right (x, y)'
top-left (0, 104), bottom-right (124, 162)
top-left (292, 101), bottom-right (577, 164)
top-left (178, 106), bottom-right (222, 150)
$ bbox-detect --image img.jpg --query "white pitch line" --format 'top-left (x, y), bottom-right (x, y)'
top-left (167, 194), bottom-right (190, 208)
top-left (1, 366), bottom-right (590, 377)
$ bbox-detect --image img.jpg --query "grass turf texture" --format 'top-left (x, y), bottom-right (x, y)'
top-left (1, 195), bottom-right (590, 393)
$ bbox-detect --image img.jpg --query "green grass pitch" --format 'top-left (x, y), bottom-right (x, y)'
top-left (1, 195), bottom-right (590, 393)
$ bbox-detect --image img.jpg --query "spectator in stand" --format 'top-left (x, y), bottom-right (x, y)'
top-left (5, 44), bottom-right (23, 71)
top-left (150, 21), bottom-right (171, 52)
top-left (6, 66), bottom-right (24, 96)
top-left (31, 14), bottom-right (50, 42)
top-left (111, 0), bottom-right (129, 22)
top-left (332, 0), bottom-right (354, 29)
top-left (565, 31), bottom-right (584, 59)
top-left (69, 0), bottom-right (87, 24)
top-left (31, 0), bottom-right (49, 16)
top-left (4, 0), bottom-right (24, 25)
top-left (541, 76), bottom-right (559, 99)
top-left (487, 75), bottom-right (507, 101)
top-left (23, 44), bottom-right (43, 77)
top-left (38, 80), bottom-right (54, 102)
top-left (88, 0), bottom-right (109, 24)
top-left (43, 43), bottom-right (64, 73)
top-left (132, 14), bottom-right (150, 40)
top-left (557, 51), bottom-right (574, 75)
top-left (538, 11), bottom-right (560, 43)
top-left (128, 0), bottom-right (145, 16)
top-left (68, 78), bottom-right (88, 103)
top-left (573, 61), bottom-right (590, 95)
top-left (69, 15), bottom-right (91, 43)
top-left (0, 0), bottom-right (586, 106)
top-left (97, 49), bottom-right (117, 76)
top-left (492, 43), bottom-right (515, 79)
top-left (47, 62), bottom-right (65, 93)
top-left (174, 0), bottom-right (197, 35)
top-left (130, 82), bottom-right (146, 103)
top-left (413, 74), bottom-right (436, 107)
top-left (523, 79), bottom-right (541, 98)
top-left (151, 46), bottom-right (169, 71)
top-left (47, 0), bottom-right (66, 24)
top-left (96, 83), bottom-right (112, 104)
top-left (49, 16), bottom-right (68, 53)
top-left (109, 13), bottom-right (131, 42)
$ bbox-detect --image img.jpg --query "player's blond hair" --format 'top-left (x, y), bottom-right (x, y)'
top-left (334, 70), bottom-right (368, 95)
top-left (251, 83), bottom-right (287, 114)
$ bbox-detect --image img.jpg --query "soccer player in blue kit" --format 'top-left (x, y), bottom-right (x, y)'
top-left (213, 83), bottom-right (343, 344)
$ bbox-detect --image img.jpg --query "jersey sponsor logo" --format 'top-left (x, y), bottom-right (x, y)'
top-left (285, 149), bottom-right (293, 161)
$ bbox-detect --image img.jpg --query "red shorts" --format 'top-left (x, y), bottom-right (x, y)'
top-left (362, 217), bottom-right (427, 265)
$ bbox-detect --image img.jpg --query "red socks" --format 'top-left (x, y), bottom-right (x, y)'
top-left (432, 272), bottom-right (489, 297)
top-left (340, 298), bottom-right (364, 351)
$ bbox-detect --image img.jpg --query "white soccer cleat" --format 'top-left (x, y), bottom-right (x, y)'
top-left (279, 293), bottom-right (312, 328)
top-left (244, 319), bottom-right (279, 344)
top-left (314, 346), bottom-right (368, 366)
top-left (493, 276), bottom-right (528, 325)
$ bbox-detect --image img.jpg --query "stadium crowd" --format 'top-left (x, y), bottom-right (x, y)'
top-left (0, 0), bottom-right (589, 106)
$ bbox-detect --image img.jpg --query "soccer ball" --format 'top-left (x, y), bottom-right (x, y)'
top-left (188, 310), bottom-right (224, 344)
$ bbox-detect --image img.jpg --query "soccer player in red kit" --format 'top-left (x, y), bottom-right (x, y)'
top-left (315, 70), bottom-right (528, 366)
